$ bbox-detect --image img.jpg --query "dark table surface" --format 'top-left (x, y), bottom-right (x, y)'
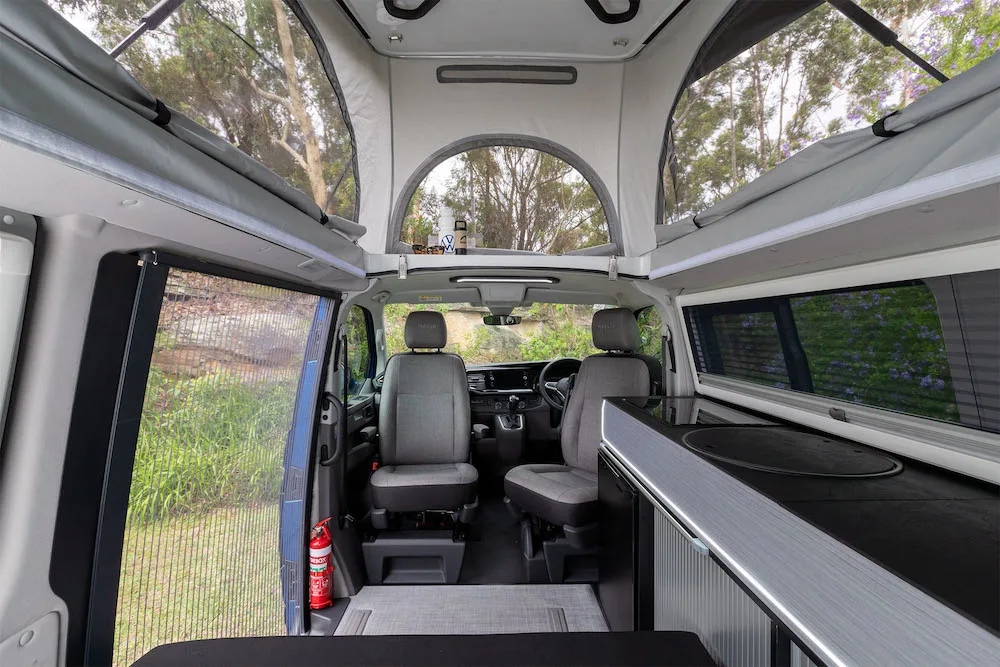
top-left (610, 396), bottom-right (1000, 635)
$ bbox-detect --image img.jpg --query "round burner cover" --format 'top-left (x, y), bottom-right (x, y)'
top-left (682, 427), bottom-right (903, 478)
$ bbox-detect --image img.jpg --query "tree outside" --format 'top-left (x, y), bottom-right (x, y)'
top-left (664, 0), bottom-right (1000, 221)
top-left (402, 147), bottom-right (611, 254)
top-left (48, 0), bottom-right (357, 220)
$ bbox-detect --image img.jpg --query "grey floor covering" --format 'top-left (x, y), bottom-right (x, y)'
top-left (334, 585), bottom-right (609, 635)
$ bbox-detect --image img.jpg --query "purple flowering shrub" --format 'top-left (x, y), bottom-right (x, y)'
top-left (791, 284), bottom-right (958, 423)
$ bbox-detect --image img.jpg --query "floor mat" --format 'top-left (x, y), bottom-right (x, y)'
top-left (334, 585), bottom-right (609, 635)
top-left (459, 494), bottom-right (523, 584)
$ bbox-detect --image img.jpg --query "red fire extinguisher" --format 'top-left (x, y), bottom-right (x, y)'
top-left (309, 520), bottom-right (333, 610)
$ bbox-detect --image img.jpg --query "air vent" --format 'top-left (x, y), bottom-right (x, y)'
top-left (468, 372), bottom-right (487, 391)
top-left (437, 65), bottom-right (577, 85)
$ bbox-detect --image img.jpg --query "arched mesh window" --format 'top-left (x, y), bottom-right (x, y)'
top-left (48, 0), bottom-right (358, 220)
top-left (402, 145), bottom-right (611, 254)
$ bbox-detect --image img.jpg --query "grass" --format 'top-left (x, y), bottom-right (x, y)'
top-left (113, 504), bottom-right (284, 667)
top-left (128, 369), bottom-right (296, 523)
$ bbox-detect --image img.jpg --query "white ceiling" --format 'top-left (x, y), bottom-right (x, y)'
top-left (342, 0), bottom-right (688, 60)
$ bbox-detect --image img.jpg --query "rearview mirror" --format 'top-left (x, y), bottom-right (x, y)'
top-left (483, 315), bottom-right (521, 326)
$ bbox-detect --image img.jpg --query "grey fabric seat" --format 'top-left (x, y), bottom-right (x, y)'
top-left (504, 308), bottom-right (651, 528)
top-left (371, 311), bottom-right (477, 513)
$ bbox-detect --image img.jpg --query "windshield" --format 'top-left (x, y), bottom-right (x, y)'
top-left (384, 303), bottom-right (615, 365)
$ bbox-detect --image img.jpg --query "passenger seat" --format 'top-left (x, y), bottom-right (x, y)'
top-left (370, 311), bottom-right (477, 525)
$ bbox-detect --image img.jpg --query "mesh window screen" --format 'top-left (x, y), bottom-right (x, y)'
top-left (113, 269), bottom-right (321, 666)
top-left (685, 271), bottom-right (1000, 434)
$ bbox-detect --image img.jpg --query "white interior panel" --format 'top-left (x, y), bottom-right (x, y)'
top-left (389, 58), bottom-right (625, 247)
top-left (344, 0), bottom-right (687, 61)
top-left (617, 0), bottom-right (731, 256)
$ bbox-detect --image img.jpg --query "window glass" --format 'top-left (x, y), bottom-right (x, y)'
top-left (663, 0), bottom-right (1000, 222)
top-left (636, 306), bottom-right (663, 361)
top-left (115, 269), bottom-right (320, 665)
top-left (47, 0), bottom-right (357, 220)
top-left (383, 303), bottom-right (611, 364)
top-left (345, 305), bottom-right (371, 396)
top-left (402, 146), bottom-right (610, 254)
top-left (685, 272), bottom-right (1000, 433)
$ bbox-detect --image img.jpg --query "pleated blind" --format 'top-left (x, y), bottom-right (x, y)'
top-left (685, 270), bottom-right (999, 434)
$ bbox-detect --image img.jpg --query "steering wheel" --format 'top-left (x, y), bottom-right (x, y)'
top-left (538, 358), bottom-right (582, 410)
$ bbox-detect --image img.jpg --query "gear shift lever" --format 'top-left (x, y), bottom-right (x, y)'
top-left (507, 394), bottom-right (519, 422)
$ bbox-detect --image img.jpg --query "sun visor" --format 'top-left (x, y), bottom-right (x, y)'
top-left (477, 283), bottom-right (527, 308)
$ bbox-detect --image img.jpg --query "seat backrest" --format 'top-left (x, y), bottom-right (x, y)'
top-left (379, 311), bottom-right (471, 466)
top-left (561, 308), bottom-right (650, 473)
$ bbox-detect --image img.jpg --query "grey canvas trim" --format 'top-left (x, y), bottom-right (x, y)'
top-left (436, 65), bottom-right (578, 85)
top-left (0, 109), bottom-right (365, 278)
top-left (387, 134), bottom-right (622, 253)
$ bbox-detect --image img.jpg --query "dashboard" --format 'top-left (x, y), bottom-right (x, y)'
top-left (467, 364), bottom-right (544, 414)
top-left (468, 367), bottom-right (539, 392)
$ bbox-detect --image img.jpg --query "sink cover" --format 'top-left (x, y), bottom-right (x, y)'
top-left (681, 427), bottom-right (903, 478)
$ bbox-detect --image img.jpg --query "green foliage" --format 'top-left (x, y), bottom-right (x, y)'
top-left (384, 303), bottom-right (608, 364)
top-left (345, 305), bottom-right (370, 393)
top-left (402, 146), bottom-right (610, 253)
top-left (127, 369), bottom-right (295, 523)
top-left (517, 305), bottom-right (601, 361)
top-left (635, 307), bottom-right (663, 359)
top-left (793, 285), bottom-right (958, 422)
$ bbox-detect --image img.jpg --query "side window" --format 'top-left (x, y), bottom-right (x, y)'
top-left (345, 305), bottom-right (372, 396)
top-left (684, 272), bottom-right (1000, 434)
top-left (114, 269), bottom-right (321, 665)
top-left (636, 307), bottom-right (664, 364)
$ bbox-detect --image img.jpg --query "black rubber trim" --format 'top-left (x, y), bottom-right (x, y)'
top-left (152, 99), bottom-right (171, 126)
top-left (436, 65), bottom-right (578, 85)
top-left (85, 259), bottom-right (170, 666)
top-left (872, 110), bottom-right (902, 137)
top-left (49, 253), bottom-right (142, 667)
top-left (642, 0), bottom-right (691, 44)
top-left (585, 0), bottom-right (640, 24)
top-left (334, 0), bottom-right (370, 39)
top-left (382, 0), bottom-right (439, 20)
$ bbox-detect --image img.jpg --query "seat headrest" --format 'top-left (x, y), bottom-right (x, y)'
top-left (592, 308), bottom-right (640, 352)
top-left (404, 311), bottom-right (447, 349)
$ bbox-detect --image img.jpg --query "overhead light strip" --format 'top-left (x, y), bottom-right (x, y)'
top-left (452, 277), bottom-right (558, 284)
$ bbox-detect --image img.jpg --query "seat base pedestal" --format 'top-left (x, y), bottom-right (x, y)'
top-left (519, 519), bottom-right (598, 584)
top-left (363, 530), bottom-right (466, 584)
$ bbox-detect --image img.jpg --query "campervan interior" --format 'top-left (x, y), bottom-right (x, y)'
top-left (1, 1), bottom-right (998, 665)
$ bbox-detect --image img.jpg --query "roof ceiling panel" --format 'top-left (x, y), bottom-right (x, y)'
top-left (341, 0), bottom-right (688, 60)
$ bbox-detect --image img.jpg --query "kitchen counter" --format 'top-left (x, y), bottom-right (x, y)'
top-left (601, 396), bottom-right (1000, 666)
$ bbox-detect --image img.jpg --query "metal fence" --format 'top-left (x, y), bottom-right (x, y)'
top-left (113, 269), bottom-right (320, 666)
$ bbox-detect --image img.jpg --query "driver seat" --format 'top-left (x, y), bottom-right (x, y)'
top-left (504, 308), bottom-right (651, 530)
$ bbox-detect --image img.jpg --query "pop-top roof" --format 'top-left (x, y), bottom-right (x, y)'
top-left (340, 0), bottom-right (688, 61)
